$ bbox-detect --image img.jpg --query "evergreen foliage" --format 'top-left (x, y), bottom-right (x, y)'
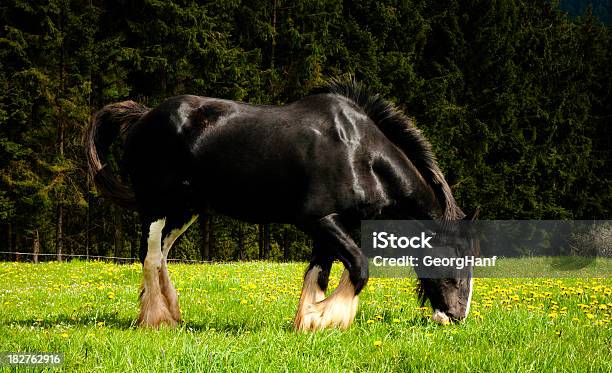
top-left (1, 1), bottom-right (610, 261)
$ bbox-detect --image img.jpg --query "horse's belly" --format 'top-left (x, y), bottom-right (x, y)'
top-left (193, 154), bottom-right (309, 222)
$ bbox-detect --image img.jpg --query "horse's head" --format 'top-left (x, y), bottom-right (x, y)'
top-left (416, 210), bottom-right (479, 324)
top-left (417, 274), bottom-right (474, 323)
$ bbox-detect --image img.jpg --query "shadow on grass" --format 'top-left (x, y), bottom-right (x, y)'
top-left (3, 313), bottom-right (269, 335)
top-left (3, 312), bottom-right (435, 335)
top-left (186, 314), bottom-right (435, 334)
top-left (2, 313), bottom-right (136, 330)
top-left (400, 316), bottom-right (432, 328)
top-left (183, 320), bottom-right (268, 334)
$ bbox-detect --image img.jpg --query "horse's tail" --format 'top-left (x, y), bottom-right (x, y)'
top-left (320, 78), bottom-right (464, 220)
top-left (86, 101), bottom-right (149, 209)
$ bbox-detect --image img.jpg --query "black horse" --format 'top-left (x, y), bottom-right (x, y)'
top-left (87, 79), bottom-right (473, 330)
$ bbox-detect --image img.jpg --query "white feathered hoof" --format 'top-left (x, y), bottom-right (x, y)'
top-left (432, 309), bottom-right (451, 325)
top-left (294, 270), bottom-right (358, 332)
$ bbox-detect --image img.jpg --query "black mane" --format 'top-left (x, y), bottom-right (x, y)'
top-left (315, 78), bottom-right (464, 221)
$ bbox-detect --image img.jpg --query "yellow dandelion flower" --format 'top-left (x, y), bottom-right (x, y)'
top-left (367, 319), bottom-right (375, 324)
top-left (393, 318), bottom-right (401, 323)
top-left (61, 333), bottom-right (69, 338)
top-left (586, 313), bottom-right (595, 319)
top-left (373, 340), bottom-right (382, 347)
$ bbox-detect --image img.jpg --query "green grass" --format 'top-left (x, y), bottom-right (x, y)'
top-left (0, 261), bottom-right (610, 372)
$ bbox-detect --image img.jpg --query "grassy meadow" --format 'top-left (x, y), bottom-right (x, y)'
top-left (0, 261), bottom-right (610, 372)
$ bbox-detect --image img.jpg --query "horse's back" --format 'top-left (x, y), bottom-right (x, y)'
top-left (124, 93), bottom-right (399, 222)
top-left (189, 94), bottom-right (392, 221)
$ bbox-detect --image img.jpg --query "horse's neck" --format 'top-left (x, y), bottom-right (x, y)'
top-left (408, 181), bottom-right (445, 220)
top-left (385, 188), bottom-right (442, 221)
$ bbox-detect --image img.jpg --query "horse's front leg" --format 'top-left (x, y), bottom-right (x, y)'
top-left (138, 218), bottom-right (176, 327)
top-left (294, 213), bottom-right (369, 331)
top-left (294, 248), bottom-right (333, 330)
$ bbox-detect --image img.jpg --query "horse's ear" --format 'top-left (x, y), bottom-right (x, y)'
top-left (463, 207), bottom-right (480, 221)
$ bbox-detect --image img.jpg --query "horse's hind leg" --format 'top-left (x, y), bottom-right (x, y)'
top-left (159, 213), bottom-right (198, 322)
top-left (138, 218), bottom-right (175, 328)
top-left (294, 213), bottom-right (369, 331)
top-left (137, 213), bottom-right (197, 327)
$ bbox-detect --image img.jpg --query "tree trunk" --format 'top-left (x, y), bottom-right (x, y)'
top-left (33, 229), bottom-right (40, 264)
top-left (113, 207), bottom-right (123, 261)
top-left (67, 213), bottom-right (73, 257)
top-left (282, 226), bottom-right (289, 261)
top-left (258, 224), bottom-right (264, 259)
top-left (56, 204), bottom-right (63, 261)
top-left (263, 224), bottom-right (271, 259)
top-left (55, 2), bottom-right (65, 263)
top-left (237, 223), bottom-right (244, 260)
top-left (100, 213), bottom-right (106, 257)
top-left (130, 220), bottom-right (138, 261)
top-left (200, 215), bottom-right (210, 261)
top-left (86, 174), bottom-right (91, 260)
top-left (7, 223), bottom-right (12, 260)
top-left (209, 215), bottom-right (216, 260)
top-left (270, 0), bottom-right (277, 68)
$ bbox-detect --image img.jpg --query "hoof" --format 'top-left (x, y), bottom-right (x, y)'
top-left (139, 286), bottom-right (178, 328)
top-left (432, 309), bottom-right (451, 325)
top-left (294, 294), bottom-right (359, 331)
top-left (138, 309), bottom-right (177, 328)
top-left (294, 270), bottom-right (358, 332)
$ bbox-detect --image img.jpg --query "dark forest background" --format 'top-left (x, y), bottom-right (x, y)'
top-left (1, 0), bottom-right (610, 262)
